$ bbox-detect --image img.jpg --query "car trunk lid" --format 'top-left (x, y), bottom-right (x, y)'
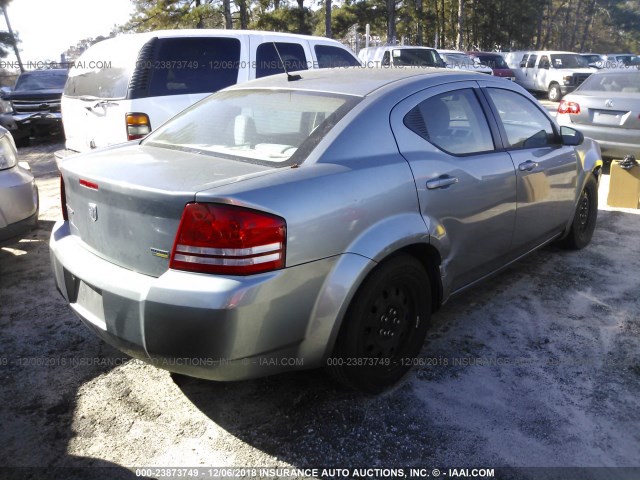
top-left (566, 92), bottom-right (640, 129)
top-left (61, 144), bottom-right (274, 277)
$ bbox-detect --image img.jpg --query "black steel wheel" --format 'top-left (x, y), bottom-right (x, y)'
top-left (561, 175), bottom-right (598, 249)
top-left (328, 254), bottom-right (431, 393)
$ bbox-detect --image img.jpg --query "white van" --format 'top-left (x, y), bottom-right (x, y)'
top-left (61, 30), bottom-right (360, 154)
top-left (502, 50), bottom-right (596, 101)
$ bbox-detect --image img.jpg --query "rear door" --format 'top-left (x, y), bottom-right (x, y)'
top-left (391, 81), bottom-right (518, 293)
top-left (480, 85), bottom-right (578, 253)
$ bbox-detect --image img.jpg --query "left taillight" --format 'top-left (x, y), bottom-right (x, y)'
top-left (558, 100), bottom-right (581, 115)
top-left (60, 175), bottom-right (68, 221)
top-left (170, 203), bottom-right (286, 276)
top-left (126, 112), bottom-right (151, 140)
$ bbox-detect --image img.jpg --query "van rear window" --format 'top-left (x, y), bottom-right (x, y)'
top-left (148, 37), bottom-right (241, 97)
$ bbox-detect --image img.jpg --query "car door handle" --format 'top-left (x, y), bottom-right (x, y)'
top-left (426, 175), bottom-right (458, 190)
top-left (518, 160), bottom-right (539, 172)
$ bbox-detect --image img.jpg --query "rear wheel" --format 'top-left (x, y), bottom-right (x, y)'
top-left (548, 83), bottom-right (562, 102)
top-left (561, 176), bottom-right (598, 249)
top-left (327, 254), bottom-right (431, 393)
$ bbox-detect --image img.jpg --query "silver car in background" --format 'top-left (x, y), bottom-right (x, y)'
top-left (0, 126), bottom-right (38, 243)
top-left (50, 69), bottom-right (602, 392)
top-left (557, 70), bottom-right (640, 159)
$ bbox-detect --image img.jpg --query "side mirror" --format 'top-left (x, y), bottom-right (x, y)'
top-left (561, 126), bottom-right (584, 146)
top-left (0, 86), bottom-right (12, 100)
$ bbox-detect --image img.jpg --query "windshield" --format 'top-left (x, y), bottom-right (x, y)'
top-left (575, 71), bottom-right (640, 93)
top-left (615, 55), bottom-right (640, 66)
top-left (550, 54), bottom-right (589, 69)
top-left (392, 49), bottom-right (443, 67)
top-left (145, 89), bottom-right (361, 166)
top-left (476, 55), bottom-right (508, 69)
top-left (15, 70), bottom-right (68, 91)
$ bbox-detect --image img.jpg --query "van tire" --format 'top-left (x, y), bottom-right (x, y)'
top-left (548, 83), bottom-right (562, 102)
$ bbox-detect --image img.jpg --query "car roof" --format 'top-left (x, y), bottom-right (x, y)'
top-left (227, 67), bottom-right (481, 97)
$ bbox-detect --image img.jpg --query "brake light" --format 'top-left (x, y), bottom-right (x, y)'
top-left (170, 203), bottom-right (286, 276)
top-left (126, 112), bottom-right (151, 140)
top-left (60, 176), bottom-right (68, 221)
top-left (79, 178), bottom-right (99, 190)
top-left (558, 100), bottom-right (581, 115)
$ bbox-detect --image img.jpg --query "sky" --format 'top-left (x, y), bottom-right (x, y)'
top-left (2, 0), bottom-right (135, 64)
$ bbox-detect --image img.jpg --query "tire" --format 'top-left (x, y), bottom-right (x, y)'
top-left (561, 176), bottom-right (598, 249)
top-left (327, 254), bottom-right (431, 393)
top-left (548, 83), bottom-right (562, 102)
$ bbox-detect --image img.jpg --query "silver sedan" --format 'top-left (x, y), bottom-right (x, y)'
top-left (0, 126), bottom-right (38, 243)
top-left (50, 69), bottom-right (602, 392)
top-left (557, 69), bottom-right (640, 159)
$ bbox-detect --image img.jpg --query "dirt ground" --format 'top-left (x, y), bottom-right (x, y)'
top-left (1, 139), bottom-right (639, 480)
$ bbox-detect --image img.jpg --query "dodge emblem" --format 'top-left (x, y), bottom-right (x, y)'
top-left (88, 203), bottom-right (98, 222)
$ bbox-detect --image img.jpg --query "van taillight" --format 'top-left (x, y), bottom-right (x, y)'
top-left (558, 100), bottom-right (581, 115)
top-left (126, 113), bottom-right (151, 140)
top-left (170, 203), bottom-right (286, 276)
top-left (60, 175), bottom-right (68, 221)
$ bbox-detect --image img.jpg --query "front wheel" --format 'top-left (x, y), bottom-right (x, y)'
top-left (548, 83), bottom-right (562, 102)
top-left (327, 254), bottom-right (432, 393)
top-left (561, 176), bottom-right (598, 249)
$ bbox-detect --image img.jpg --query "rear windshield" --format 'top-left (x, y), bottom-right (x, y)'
top-left (550, 54), bottom-right (589, 69)
top-left (144, 88), bottom-right (361, 166)
top-left (476, 55), bottom-right (508, 69)
top-left (391, 49), bottom-right (443, 67)
top-left (576, 72), bottom-right (640, 93)
top-left (64, 37), bottom-right (241, 99)
top-left (16, 70), bottom-right (67, 91)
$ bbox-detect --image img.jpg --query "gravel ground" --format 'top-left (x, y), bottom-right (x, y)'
top-left (1, 140), bottom-right (639, 480)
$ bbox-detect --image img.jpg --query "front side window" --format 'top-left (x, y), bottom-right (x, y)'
top-left (145, 89), bottom-right (360, 166)
top-left (256, 43), bottom-right (308, 78)
top-left (486, 88), bottom-right (556, 149)
top-left (404, 89), bottom-right (495, 155)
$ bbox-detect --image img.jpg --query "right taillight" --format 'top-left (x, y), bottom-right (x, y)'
top-left (60, 175), bottom-right (68, 221)
top-left (558, 100), bottom-right (581, 115)
top-left (170, 203), bottom-right (286, 276)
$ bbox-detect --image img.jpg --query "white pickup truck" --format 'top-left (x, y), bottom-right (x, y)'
top-left (503, 51), bottom-right (597, 101)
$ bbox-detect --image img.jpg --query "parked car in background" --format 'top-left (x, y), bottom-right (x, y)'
top-left (60, 30), bottom-right (361, 156)
top-left (358, 46), bottom-right (445, 67)
top-left (51, 68), bottom-right (602, 392)
top-left (437, 50), bottom-right (493, 74)
top-left (503, 51), bottom-right (596, 101)
top-left (557, 69), bottom-right (640, 159)
top-left (0, 69), bottom-right (67, 147)
top-left (0, 126), bottom-right (38, 242)
top-left (602, 53), bottom-right (640, 68)
top-left (466, 51), bottom-right (515, 79)
top-left (580, 53), bottom-right (606, 69)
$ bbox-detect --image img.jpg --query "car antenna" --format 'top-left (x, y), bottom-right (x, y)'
top-left (272, 42), bottom-right (302, 82)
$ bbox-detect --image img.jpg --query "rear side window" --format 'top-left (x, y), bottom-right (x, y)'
top-left (148, 37), bottom-right (241, 97)
top-left (404, 89), bottom-right (495, 155)
top-left (256, 42), bottom-right (308, 78)
top-left (314, 45), bottom-right (359, 68)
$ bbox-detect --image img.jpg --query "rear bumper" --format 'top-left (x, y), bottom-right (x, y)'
top-left (49, 220), bottom-right (369, 381)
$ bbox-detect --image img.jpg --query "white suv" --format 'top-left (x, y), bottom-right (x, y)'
top-left (61, 30), bottom-right (360, 155)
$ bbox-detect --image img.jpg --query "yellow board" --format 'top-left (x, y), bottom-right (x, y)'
top-left (607, 161), bottom-right (640, 209)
